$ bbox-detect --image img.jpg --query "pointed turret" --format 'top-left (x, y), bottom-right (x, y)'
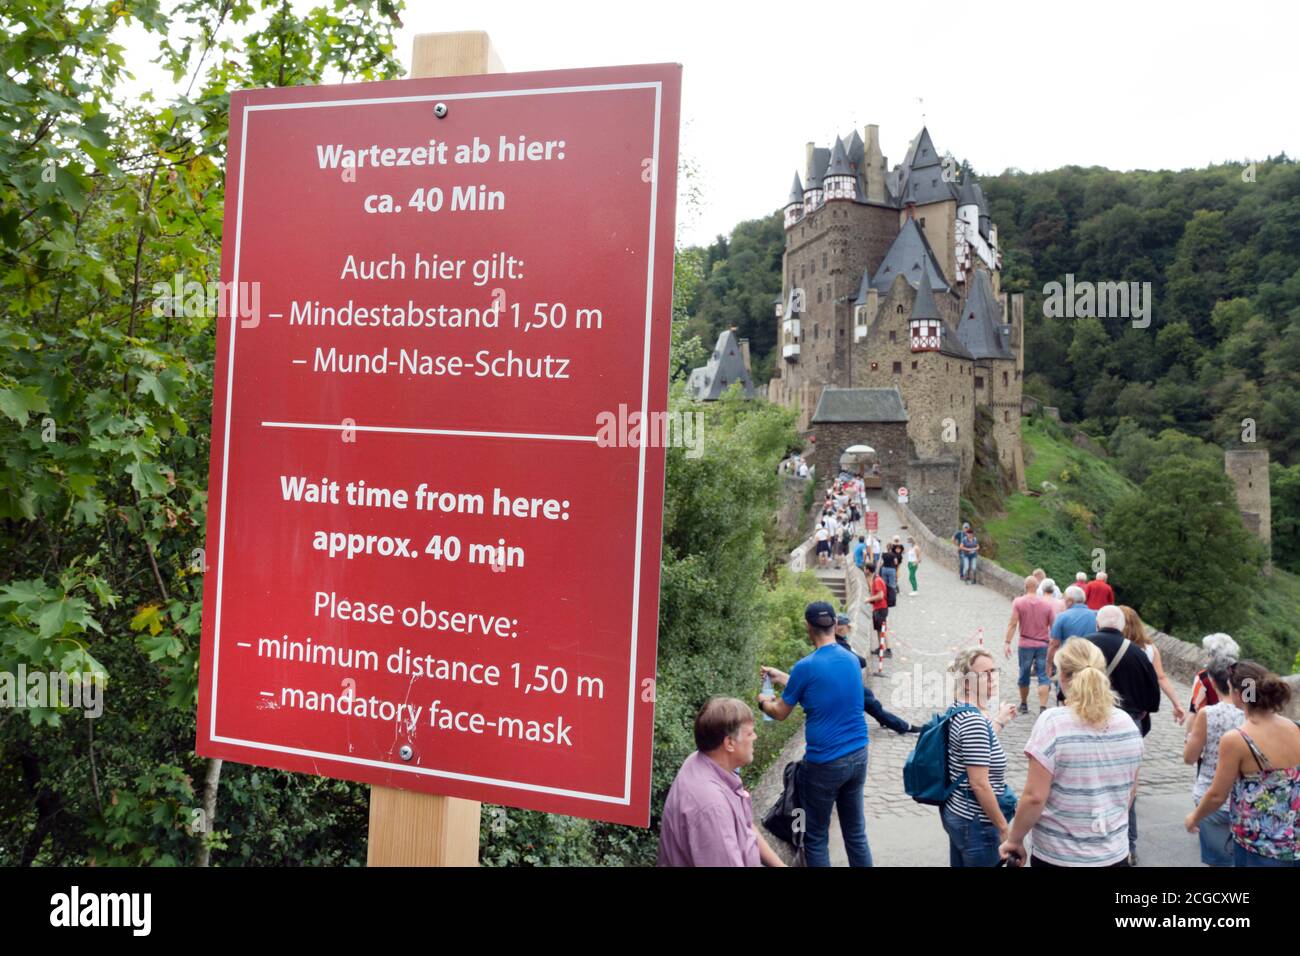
top-left (824, 138), bottom-right (855, 200)
top-left (784, 172), bottom-right (804, 228)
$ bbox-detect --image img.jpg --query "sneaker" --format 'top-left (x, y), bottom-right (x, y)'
top-left (884, 648), bottom-right (893, 658)
top-left (1018, 703), bottom-right (1029, 715)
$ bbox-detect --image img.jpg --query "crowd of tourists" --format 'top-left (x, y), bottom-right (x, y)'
top-left (657, 497), bottom-right (1299, 869)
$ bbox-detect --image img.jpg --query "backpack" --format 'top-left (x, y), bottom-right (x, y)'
top-left (905, 705), bottom-right (1020, 820)
top-left (762, 760), bottom-right (804, 848)
top-left (903, 704), bottom-right (980, 805)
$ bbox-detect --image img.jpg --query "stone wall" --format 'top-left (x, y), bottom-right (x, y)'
top-left (853, 277), bottom-right (975, 483)
top-left (904, 457), bottom-right (961, 534)
top-left (808, 420), bottom-right (909, 493)
top-left (774, 475), bottom-right (812, 540)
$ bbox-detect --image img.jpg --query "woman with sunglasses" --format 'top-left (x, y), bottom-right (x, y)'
top-left (942, 648), bottom-right (1018, 866)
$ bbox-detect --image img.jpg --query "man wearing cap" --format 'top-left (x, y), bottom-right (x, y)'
top-left (759, 602), bottom-right (871, 867)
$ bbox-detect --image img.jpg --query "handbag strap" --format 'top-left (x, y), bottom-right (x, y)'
top-left (1106, 638), bottom-right (1131, 677)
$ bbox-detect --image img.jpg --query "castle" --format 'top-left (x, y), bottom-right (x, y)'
top-left (768, 124), bottom-right (1026, 527)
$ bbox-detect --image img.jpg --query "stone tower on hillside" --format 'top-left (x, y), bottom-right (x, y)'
top-left (1225, 449), bottom-right (1272, 564)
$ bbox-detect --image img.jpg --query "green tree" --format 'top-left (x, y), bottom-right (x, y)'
top-left (1105, 458), bottom-right (1261, 636)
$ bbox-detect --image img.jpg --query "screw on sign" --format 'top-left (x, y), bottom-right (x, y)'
top-left (195, 62), bottom-right (682, 828)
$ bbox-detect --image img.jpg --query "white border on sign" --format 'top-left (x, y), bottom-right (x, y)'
top-left (209, 80), bottom-right (664, 807)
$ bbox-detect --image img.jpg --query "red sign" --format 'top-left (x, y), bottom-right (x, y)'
top-left (196, 65), bottom-right (681, 826)
top-left (864, 512), bottom-right (879, 532)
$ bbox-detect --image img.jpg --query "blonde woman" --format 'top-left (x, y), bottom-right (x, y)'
top-left (1120, 606), bottom-right (1187, 724)
top-left (942, 648), bottom-right (1018, 866)
top-left (999, 639), bottom-right (1144, 867)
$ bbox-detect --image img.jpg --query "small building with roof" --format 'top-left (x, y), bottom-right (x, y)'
top-left (686, 328), bottom-right (756, 400)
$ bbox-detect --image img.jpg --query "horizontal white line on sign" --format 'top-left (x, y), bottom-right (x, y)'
top-left (211, 734), bottom-right (631, 804)
top-left (260, 420), bottom-right (598, 442)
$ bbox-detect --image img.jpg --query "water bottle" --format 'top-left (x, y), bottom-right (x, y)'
top-left (760, 674), bottom-right (774, 721)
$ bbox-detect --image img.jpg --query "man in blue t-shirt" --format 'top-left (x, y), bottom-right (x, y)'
top-left (852, 535), bottom-right (867, 570)
top-left (759, 601), bottom-right (870, 867)
top-left (1047, 584), bottom-right (1098, 696)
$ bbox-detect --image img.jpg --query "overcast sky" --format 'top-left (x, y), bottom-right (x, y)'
top-left (119, 0), bottom-right (1298, 247)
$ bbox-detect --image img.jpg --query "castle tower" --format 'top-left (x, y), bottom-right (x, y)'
top-left (824, 139), bottom-right (855, 201)
top-left (803, 142), bottom-right (825, 212)
top-left (784, 173), bottom-right (804, 228)
top-left (909, 270), bottom-right (943, 352)
top-left (1225, 449), bottom-right (1272, 563)
top-left (862, 125), bottom-right (887, 203)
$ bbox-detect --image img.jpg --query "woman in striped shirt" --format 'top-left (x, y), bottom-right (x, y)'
top-left (999, 639), bottom-right (1144, 867)
top-left (943, 648), bottom-right (1019, 866)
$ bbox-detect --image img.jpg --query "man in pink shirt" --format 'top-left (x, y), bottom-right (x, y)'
top-left (1005, 576), bottom-right (1057, 714)
top-left (658, 697), bottom-right (786, 867)
top-left (1083, 571), bottom-right (1115, 610)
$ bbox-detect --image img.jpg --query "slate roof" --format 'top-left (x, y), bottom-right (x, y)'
top-left (787, 172), bottom-right (804, 205)
top-left (826, 138), bottom-right (853, 178)
top-left (686, 328), bottom-right (755, 400)
top-left (845, 130), bottom-right (864, 168)
top-left (869, 218), bottom-right (952, 293)
top-left (812, 388), bottom-right (909, 424)
top-left (956, 268), bottom-right (1014, 360)
top-left (909, 269), bottom-right (941, 321)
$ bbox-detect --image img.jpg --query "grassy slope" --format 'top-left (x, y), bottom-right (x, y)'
top-left (980, 416), bottom-right (1299, 673)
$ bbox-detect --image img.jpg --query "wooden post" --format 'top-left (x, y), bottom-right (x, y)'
top-left (366, 30), bottom-right (503, 868)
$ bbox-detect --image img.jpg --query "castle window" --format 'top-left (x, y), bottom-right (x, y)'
top-left (975, 376), bottom-right (984, 389)
top-left (889, 331), bottom-right (896, 343)
top-left (911, 361), bottom-right (918, 370)
top-left (817, 289), bottom-right (822, 303)
top-left (1004, 410), bottom-right (1010, 423)
top-left (811, 261), bottom-right (816, 274)
top-left (892, 361), bottom-right (902, 374)
top-left (897, 305), bottom-right (904, 314)
top-left (1003, 371), bottom-right (1009, 386)
top-left (822, 253), bottom-right (827, 268)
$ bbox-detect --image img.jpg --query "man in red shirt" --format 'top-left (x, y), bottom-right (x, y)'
top-left (1083, 571), bottom-right (1115, 610)
top-left (865, 564), bottom-right (891, 657)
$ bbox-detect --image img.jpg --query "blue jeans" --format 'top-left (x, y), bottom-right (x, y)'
top-left (801, 747), bottom-right (871, 867)
top-left (1234, 842), bottom-right (1300, 867)
top-left (1197, 805), bottom-right (1234, 867)
top-left (941, 804), bottom-right (1001, 867)
top-left (1018, 645), bottom-right (1048, 688)
top-left (960, 552), bottom-right (977, 578)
